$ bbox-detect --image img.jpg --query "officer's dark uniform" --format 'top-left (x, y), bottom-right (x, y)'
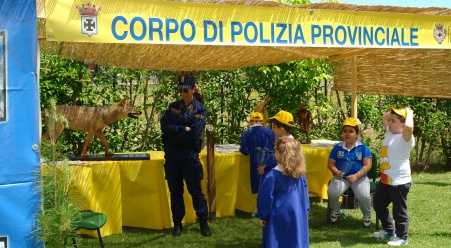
top-left (160, 79), bottom-right (210, 236)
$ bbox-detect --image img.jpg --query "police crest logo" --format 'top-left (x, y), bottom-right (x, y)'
top-left (0, 236), bottom-right (7, 248)
top-left (356, 152), bottom-right (362, 161)
top-left (76, 3), bottom-right (101, 37)
top-left (433, 23), bottom-right (446, 44)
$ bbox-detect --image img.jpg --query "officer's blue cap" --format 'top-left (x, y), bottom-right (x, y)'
top-left (178, 74), bottom-right (196, 90)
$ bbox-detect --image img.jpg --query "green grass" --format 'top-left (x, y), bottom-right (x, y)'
top-left (79, 172), bottom-right (451, 247)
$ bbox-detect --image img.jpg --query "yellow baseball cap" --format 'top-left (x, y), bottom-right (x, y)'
top-left (249, 112), bottom-right (264, 122)
top-left (391, 107), bottom-right (408, 119)
top-left (343, 117), bottom-right (361, 127)
top-left (269, 110), bottom-right (295, 127)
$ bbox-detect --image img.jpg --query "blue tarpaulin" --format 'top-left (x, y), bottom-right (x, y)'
top-left (0, 0), bottom-right (41, 247)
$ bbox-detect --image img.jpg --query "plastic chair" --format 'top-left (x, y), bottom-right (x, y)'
top-left (72, 210), bottom-right (107, 248)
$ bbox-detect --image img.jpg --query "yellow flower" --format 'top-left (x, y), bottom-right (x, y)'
top-left (380, 146), bottom-right (388, 157)
top-left (379, 162), bottom-right (391, 171)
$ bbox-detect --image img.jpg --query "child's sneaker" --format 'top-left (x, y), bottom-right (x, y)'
top-left (387, 237), bottom-right (408, 246)
top-left (373, 230), bottom-right (395, 241)
top-left (329, 211), bottom-right (339, 224)
top-left (362, 216), bottom-right (371, 228)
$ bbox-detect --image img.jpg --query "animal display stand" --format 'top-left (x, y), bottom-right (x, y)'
top-left (69, 153), bottom-right (150, 161)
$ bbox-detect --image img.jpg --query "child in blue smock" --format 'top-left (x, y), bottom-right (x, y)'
top-left (240, 112), bottom-right (277, 193)
top-left (257, 136), bottom-right (309, 248)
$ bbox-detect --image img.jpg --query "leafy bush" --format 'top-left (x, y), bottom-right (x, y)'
top-left (40, 53), bottom-right (450, 170)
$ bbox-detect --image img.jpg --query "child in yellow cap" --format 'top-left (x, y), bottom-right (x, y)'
top-left (269, 110), bottom-right (296, 139)
top-left (240, 112), bottom-right (277, 193)
top-left (327, 117), bottom-right (373, 227)
top-left (373, 107), bottom-right (414, 246)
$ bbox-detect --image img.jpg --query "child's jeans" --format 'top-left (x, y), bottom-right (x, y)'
top-left (328, 176), bottom-right (372, 219)
top-left (374, 182), bottom-right (411, 240)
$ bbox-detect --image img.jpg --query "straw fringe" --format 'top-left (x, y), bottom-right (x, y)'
top-left (37, 0), bottom-right (451, 98)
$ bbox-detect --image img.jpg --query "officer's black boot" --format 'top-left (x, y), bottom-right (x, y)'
top-left (199, 220), bottom-right (211, 237)
top-left (172, 223), bottom-right (182, 237)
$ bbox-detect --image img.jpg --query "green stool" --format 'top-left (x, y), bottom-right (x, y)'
top-left (72, 210), bottom-right (107, 248)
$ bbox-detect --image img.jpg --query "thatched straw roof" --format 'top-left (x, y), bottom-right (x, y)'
top-left (37, 1), bottom-right (451, 98)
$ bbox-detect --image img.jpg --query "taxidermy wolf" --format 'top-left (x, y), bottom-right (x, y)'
top-left (45, 99), bottom-right (141, 157)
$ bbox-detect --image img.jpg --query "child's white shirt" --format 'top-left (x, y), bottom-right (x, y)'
top-left (380, 132), bottom-right (415, 186)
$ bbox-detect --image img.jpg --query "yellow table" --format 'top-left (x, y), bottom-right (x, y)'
top-left (69, 164), bottom-right (123, 237)
top-left (68, 144), bottom-right (332, 237)
top-left (235, 145), bottom-right (333, 212)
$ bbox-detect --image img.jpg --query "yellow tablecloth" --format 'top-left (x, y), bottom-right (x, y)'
top-left (235, 145), bottom-right (333, 212)
top-left (70, 164), bottom-right (123, 237)
top-left (68, 145), bottom-right (332, 237)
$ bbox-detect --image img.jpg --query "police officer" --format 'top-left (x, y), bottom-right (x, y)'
top-left (160, 74), bottom-right (211, 237)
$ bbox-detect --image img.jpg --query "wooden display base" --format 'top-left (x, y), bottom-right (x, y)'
top-left (69, 153), bottom-right (150, 161)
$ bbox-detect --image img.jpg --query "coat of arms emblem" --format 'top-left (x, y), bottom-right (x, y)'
top-left (433, 23), bottom-right (446, 44)
top-left (77, 3), bottom-right (100, 37)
